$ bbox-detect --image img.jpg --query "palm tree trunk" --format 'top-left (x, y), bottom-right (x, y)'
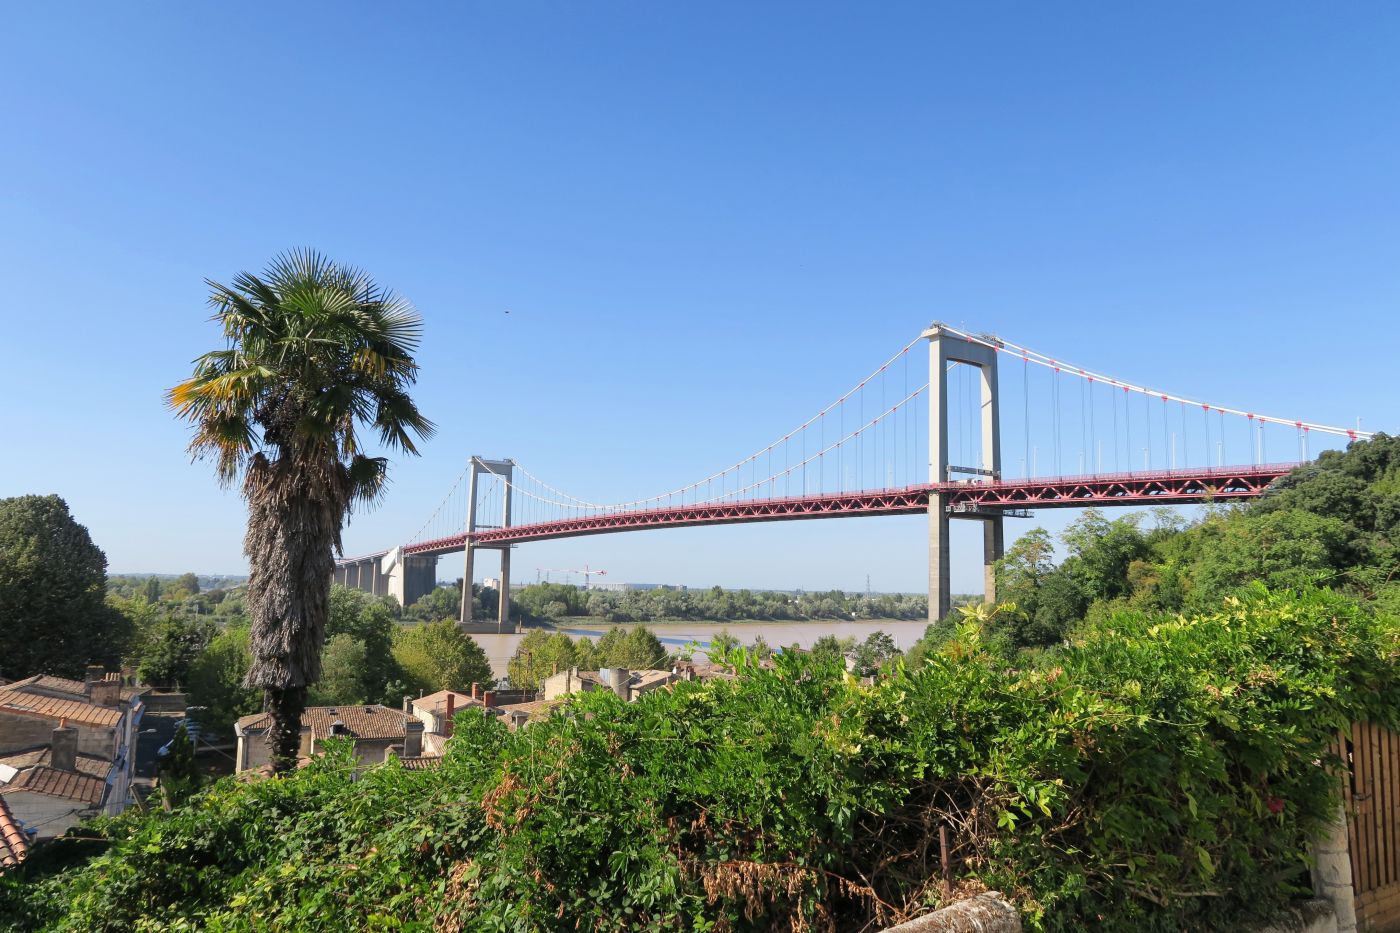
top-left (243, 453), bottom-right (347, 773)
top-left (264, 684), bottom-right (307, 771)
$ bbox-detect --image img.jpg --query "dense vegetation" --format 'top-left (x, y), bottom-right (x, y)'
top-left (0, 495), bottom-right (130, 680)
top-left (3, 586), bottom-right (1395, 932)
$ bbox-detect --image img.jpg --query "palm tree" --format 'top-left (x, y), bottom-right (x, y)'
top-left (169, 250), bottom-right (433, 772)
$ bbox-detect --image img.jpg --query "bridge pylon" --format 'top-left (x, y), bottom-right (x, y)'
top-left (924, 323), bottom-right (1004, 623)
top-left (459, 456), bottom-right (518, 633)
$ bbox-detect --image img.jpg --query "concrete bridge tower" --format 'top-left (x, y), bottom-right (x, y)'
top-left (925, 324), bottom-right (1004, 623)
top-left (458, 456), bottom-right (516, 632)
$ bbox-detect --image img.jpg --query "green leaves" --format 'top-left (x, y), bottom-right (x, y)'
top-left (6, 589), bottom-right (1397, 932)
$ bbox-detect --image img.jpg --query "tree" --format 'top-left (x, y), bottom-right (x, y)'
top-left (185, 623), bottom-right (261, 735)
top-left (326, 586), bottom-right (405, 704)
top-left (507, 630), bottom-right (581, 689)
top-left (0, 494), bottom-right (130, 679)
top-left (158, 722), bottom-right (201, 810)
top-left (168, 250), bottom-right (433, 772)
top-left (810, 634), bottom-right (855, 662)
top-left (708, 629), bottom-right (740, 660)
top-left (850, 631), bottom-right (898, 676)
top-left (393, 619), bottom-right (493, 694)
top-left (405, 581), bottom-right (463, 623)
top-left (312, 634), bottom-right (369, 705)
top-left (127, 607), bottom-right (216, 689)
top-left (592, 626), bottom-right (670, 669)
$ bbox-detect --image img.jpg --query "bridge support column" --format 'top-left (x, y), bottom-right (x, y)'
top-left (925, 323), bottom-right (1002, 624)
top-left (498, 548), bottom-right (512, 633)
top-left (457, 456), bottom-right (515, 628)
top-left (929, 494), bottom-right (952, 623)
top-left (983, 515), bottom-right (1004, 604)
top-left (460, 543), bottom-right (475, 623)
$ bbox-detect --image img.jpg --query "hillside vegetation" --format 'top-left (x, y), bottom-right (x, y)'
top-left (2, 435), bottom-right (1398, 932)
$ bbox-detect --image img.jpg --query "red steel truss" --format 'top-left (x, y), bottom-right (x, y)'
top-left (396, 463), bottom-right (1296, 556)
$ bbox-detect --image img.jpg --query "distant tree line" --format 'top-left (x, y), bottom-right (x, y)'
top-left (509, 581), bottom-right (929, 624)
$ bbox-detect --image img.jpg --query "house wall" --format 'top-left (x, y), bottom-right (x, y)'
top-left (0, 713), bottom-right (117, 759)
top-left (237, 733), bottom-right (401, 772)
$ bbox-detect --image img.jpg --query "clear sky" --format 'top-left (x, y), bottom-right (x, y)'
top-left (2, 3), bottom-right (1397, 593)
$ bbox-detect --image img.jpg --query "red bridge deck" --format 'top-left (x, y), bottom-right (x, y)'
top-left (395, 463), bottom-right (1296, 557)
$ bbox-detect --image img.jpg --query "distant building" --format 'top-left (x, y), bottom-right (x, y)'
top-left (585, 582), bottom-right (686, 593)
top-left (406, 684), bottom-right (545, 748)
top-left (234, 705), bottom-right (425, 773)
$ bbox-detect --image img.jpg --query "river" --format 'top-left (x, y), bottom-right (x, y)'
top-left (472, 619), bottom-right (931, 681)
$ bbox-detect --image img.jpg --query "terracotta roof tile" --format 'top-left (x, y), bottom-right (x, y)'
top-left (8, 767), bottom-right (106, 805)
top-left (237, 705), bottom-right (415, 741)
top-left (0, 795), bottom-right (27, 870)
top-left (0, 688), bottom-right (122, 728)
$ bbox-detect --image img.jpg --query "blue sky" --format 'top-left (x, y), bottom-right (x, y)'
top-left (1, 3), bottom-right (1396, 593)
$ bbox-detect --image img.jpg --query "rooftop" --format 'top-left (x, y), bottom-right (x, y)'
top-left (0, 688), bottom-right (122, 728)
top-left (6, 767), bottom-right (107, 806)
top-left (237, 705), bottom-right (416, 741)
top-left (0, 796), bottom-right (27, 871)
top-left (411, 689), bottom-right (474, 712)
top-left (396, 755), bottom-right (444, 771)
top-left (3, 673), bottom-right (145, 704)
top-left (0, 746), bottom-right (112, 780)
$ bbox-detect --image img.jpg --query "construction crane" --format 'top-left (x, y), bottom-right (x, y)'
top-left (537, 565), bottom-right (608, 589)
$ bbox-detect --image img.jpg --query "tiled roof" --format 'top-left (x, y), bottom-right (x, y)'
top-left (0, 688), bottom-right (122, 728)
top-left (412, 689), bottom-right (475, 713)
top-left (31, 675), bottom-right (89, 695)
top-left (237, 705), bottom-right (414, 741)
top-left (0, 747), bottom-right (112, 780)
top-left (8, 767), bottom-right (106, 805)
top-left (396, 755), bottom-right (443, 771)
top-left (0, 795), bottom-right (28, 870)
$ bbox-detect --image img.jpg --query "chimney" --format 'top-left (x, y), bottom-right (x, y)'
top-left (83, 664), bottom-right (104, 693)
top-left (444, 692), bottom-right (456, 737)
top-left (384, 743), bottom-right (404, 763)
top-left (509, 710), bottom-right (528, 730)
top-left (482, 690), bottom-right (498, 709)
top-left (402, 695), bottom-right (411, 714)
top-left (90, 679), bottom-right (120, 707)
top-left (404, 720), bottom-right (424, 758)
top-left (609, 668), bottom-right (630, 702)
top-left (684, 664), bottom-right (695, 682)
top-left (470, 682), bottom-right (481, 701)
top-left (51, 721), bottom-right (78, 773)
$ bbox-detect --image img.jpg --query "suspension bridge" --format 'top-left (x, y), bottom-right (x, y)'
top-left (335, 323), bottom-right (1372, 629)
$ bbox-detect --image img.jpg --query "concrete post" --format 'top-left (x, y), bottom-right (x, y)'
top-left (498, 548), bottom-right (512, 633)
top-left (983, 518), bottom-right (1004, 604)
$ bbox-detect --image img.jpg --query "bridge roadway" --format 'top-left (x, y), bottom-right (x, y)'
top-left (389, 462), bottom-right (1296, 558)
